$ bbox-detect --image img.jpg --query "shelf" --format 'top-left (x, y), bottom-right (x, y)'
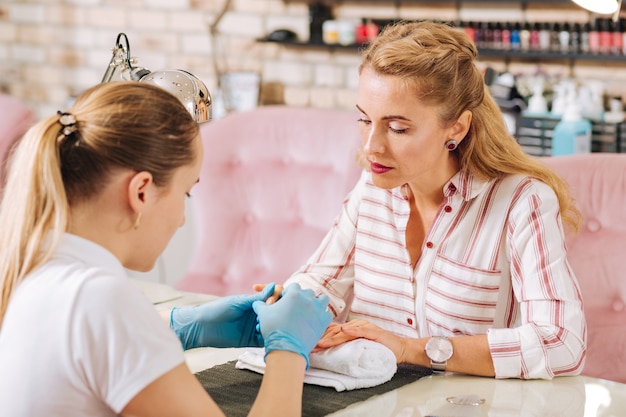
top-left (284, 0), bottom-right (571, 3)
top-left (258, 38), bottom-right (626, 63)
top-left (478, 49), bottom-right (626, 62)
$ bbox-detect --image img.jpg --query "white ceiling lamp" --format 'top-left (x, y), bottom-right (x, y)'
top-left (572, 0), bottom-right (622, 20)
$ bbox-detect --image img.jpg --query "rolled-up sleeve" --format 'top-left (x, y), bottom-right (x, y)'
top-left (488, 181), bottom-right (587, 379)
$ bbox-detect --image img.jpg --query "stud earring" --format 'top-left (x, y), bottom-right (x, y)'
top-left (445, 139), bottom-right (458, 151)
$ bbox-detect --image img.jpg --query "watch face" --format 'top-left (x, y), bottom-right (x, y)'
top-left (426, 337), bottom-right (453, 362)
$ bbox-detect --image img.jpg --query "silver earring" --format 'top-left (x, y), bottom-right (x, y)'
top-left (445, 139), bottom-right (458, 151)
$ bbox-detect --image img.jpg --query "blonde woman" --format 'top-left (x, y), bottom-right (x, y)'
top-left (0, 82), bottom-right (331, 416)
top-left (259, 21), bottom-right (586, 380)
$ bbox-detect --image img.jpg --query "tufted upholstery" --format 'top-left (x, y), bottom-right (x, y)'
top-left (173, 105), bottom-right (625, 383)
top-left (0, 94), bottom-right (35, 185)
top-left (542, 154), bottom-right (626, 383)
top-left (175, 105), bottom-right (362, 296)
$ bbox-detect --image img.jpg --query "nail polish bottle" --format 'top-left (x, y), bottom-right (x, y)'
top-left (463, 21), bottom-right (477, 44)
top-left (612, 18), bottom-right (622, 55)
top-left (364, 19), bottom-right (379, 42)
top-left (621, 19), bottom-right (626, 55)
top-left (511, 22), bottom-right (521, 50)
top-left (501, 22), bottom-right (512, 50)
top-left (559, 22), bottom-right (571, 53)
top-left (475, 21), bottom-right (484, 48)
top-left (589, 19), bottom-right (601, 54)
top-left (355, 18), bottom-right (368, 44)
top-left (581, 22), bottom-right (591, 54)
top-left (600, 18), bottom-right (612, 54)
top-left (482, 21), bottom-right (493, 49)
top-left (551, 22), bottom-right (562, 52)
top-left (530, 22), bottom-right (541, 50)
top-left (521, 22), bottom-right (532, 51)
top-left (570, 22), bottom-right (581, 54)
top-left (493, 22), bottom-right (503, 49)
top-left (539, 22), bottom-right (551, 52)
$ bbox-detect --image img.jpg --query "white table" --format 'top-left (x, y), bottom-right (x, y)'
top-left (133, 279), bottom-right (626, 417)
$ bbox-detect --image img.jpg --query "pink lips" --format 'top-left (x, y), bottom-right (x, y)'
top-left (370, 161), bottom-right (392, 174)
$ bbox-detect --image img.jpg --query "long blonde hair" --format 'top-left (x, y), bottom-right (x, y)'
top-left (0, 82), bottom-right (199, 325)
top-left (360, 20), bottom-right (580, 230)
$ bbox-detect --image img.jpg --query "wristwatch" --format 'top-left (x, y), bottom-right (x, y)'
top-left (425, 336), bottom-right (453, 372)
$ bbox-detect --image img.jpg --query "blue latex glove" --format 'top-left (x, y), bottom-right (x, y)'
top-left (170, 283), bottom-right (276, 350)
top-left (252, 283), bottom-right (332, 369)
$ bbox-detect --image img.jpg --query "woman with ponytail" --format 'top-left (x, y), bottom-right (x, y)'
top-left (0, 82), bottom-right (331, 416)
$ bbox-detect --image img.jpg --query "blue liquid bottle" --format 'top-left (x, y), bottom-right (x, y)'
top-left (551, 101), bottom-right (592, 156)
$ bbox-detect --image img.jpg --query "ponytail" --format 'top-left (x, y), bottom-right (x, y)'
top-left (0, 115), bottom-right (69, 325)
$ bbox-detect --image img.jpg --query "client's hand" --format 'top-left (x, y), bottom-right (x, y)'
top-left (314, 319), bottom-right (408, 364)
top-left (252, 283), bottom-right (284, 304)
top-left (253, 283), bottom-right (332, 369)
top-left (170, 283), bottom-right (276, 350)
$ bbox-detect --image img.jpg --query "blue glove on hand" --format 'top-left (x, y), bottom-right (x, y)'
top-left (170, 283), bottom-right (276, 350)
top-left (252, 283), bottom-right (332, 369)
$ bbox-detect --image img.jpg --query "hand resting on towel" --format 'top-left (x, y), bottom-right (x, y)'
top-left (236, 339), bottom-right (397, 391)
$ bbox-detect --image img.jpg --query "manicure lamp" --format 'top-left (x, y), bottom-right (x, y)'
top-left (101, 33), bottom-right (212, 123)
top-left (571, 0), bottom-right (622, 20)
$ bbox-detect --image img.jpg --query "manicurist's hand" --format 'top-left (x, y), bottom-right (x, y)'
top-left (253, 283), bottom-right (332, 368)
top-left (314, 319), bottom-right (408, 363)
top-left (252, 283), bottom-right (284, 304)
top-left (170, 283), bottom-right (276, 350)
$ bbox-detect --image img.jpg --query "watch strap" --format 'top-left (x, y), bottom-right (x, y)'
top-left (430, 359), bottom-right (447, 372)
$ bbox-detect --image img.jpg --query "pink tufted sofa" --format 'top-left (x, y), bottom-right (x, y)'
top-left (176, 106), bottom-right (363, 296)
top-left (0, 94), bottom-right (35, 184)
top-left (542, 154), bottom-right (626, 384)
top-left (174, 105), bottom-right (626, 383)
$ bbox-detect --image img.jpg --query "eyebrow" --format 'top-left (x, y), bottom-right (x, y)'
top-left (355, 105), bottom-right (411, 122)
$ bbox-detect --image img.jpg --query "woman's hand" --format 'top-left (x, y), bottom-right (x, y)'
top-left (314, 319), bottom-right (408, 364)
top-left (253, 283), bottom-right (284, 304)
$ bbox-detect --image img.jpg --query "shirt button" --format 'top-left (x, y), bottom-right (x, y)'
top-left (444, 205), bottom-right (452, 213)
top-left (407, 317), bottom-right (413, 325)
top-left (426, 241), bottom-right (434, 248)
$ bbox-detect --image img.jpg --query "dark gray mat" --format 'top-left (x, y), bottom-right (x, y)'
top-left (196, 360), bottom-right (432, 417)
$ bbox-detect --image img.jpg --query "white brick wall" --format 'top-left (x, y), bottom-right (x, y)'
top-left (1, 0), bottom-right (626, 119)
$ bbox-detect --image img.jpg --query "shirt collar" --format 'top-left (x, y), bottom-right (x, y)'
top-left (445, 169), bottom-right (491, 201)
top-left (55, 233), bottom-right (126, 278)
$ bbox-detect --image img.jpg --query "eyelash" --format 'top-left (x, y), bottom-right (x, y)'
top-left (185, 192), bottom-right (192, 198)
top-left (357, 118), bottom-right (408, 135)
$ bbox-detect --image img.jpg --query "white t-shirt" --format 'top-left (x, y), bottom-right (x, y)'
top-left (0, 233), bottom-right (185, 416)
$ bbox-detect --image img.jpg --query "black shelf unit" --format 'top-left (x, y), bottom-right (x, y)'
top-left (258, 38), bottom-right (626, 63)
top-left (265, 0), bottom-right (626, 63)
top-left (284, 0), bottom-right (571, 4)
top-left (515, 115), bottom-right (625, 156)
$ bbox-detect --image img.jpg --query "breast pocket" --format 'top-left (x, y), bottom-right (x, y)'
top-left (425, 255), bottom-right (502, 335)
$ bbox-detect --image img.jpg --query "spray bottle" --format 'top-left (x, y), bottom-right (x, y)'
top-left (551, 86), bottom-right (592, 156)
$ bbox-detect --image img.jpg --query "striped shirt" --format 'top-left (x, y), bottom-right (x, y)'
top-left (285, 169), bottom-right (587, 379)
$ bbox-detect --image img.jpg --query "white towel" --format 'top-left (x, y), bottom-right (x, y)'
top-left (235, 339), bottom-right (397, 392)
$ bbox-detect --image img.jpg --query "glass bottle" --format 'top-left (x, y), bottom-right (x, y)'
top-left (581, 21), bottom-right (591, 54)
top-left (530, 22), bottom-right (541, 50)
top-left (612, 18), bottom-right (623, 55)
top-left (559, 22), bottom-right (571, 54)
top-left (570, 22), bottom-right (581, 54)
top-left (551, 22), bottom-right (562, 52)
top-left (502, 22), bottom-right (512, 51)
top-left (511, 22), bottom-right (521, 50)
top-left (589, 19), bottom-right (601, 54)
top-left (539, 22), bottom-right (552, 52)
top-left (521, 22), bottom-right (532, 51)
